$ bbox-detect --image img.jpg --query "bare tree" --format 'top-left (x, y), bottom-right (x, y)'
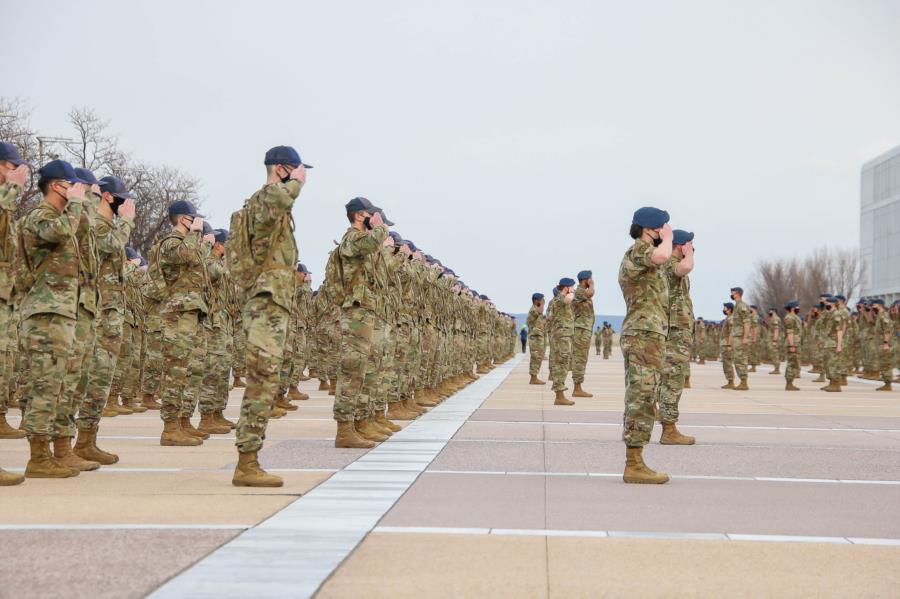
top-left (64, 107), bottom-right (130, 172)
top-left (0, 96), bottom-right (41, 215)
top-left (750, 246), bottom-right (867, 313)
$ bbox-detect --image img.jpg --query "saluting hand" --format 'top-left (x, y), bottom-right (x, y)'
top-left (67, 183), bottom-right (86, 201)
top-left (119, 198), bottom-right (136, 220)
top-left (369, 211), bottom-right (385, 228)
top-left (7, 164), bottom-right (29, 188)
top-left (190, 217), bottom-right (204, 232)
top-left (290, 164), bottom-right (307, 184)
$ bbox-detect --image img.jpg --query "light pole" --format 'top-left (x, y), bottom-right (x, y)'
top-left (36, 136), bottom-right (76, 166)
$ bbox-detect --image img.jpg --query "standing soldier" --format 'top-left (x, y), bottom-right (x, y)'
top-left (231, 146), bottom-right (310, 487)
top-left (748, 305), bottom-right (761, 373)
top-left (601, 323), bottom-right (614, 359)
top-left (871, 299), bottom-right (894, 391)
top-left (618, 207), bottom-right (672, 484)
top-left (834, 295), bottom-right (851, 385)
top-left (720, 303), bottom-right (735, 388)
top-left (693, 317), bottom-right (706, 364)
top-left (767, 308), bottom-right (782, 375)
top-left (571, 271), bottom-right (595, 397)
top-left (783, 301), bottom-right (802, 390)
top-left (0, 144), bottom-right (27, 485)
top-left (548, 278), bottom-right (576, 406)
top-left (657, 229), bottom-right (695, 445)
top-left (820, 296), bottom-right (844, 392)
top-left (594, 326), bottom-right (602, 356)
top-left (526, 293), bottom-right (546, 385)
top-left (729, 287), bottom-right (752, 390)
top-left (18, 160), bottom-right (90, 478)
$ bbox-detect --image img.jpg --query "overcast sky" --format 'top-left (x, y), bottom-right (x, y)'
top-left (6, 0), bottom-right (900, 317)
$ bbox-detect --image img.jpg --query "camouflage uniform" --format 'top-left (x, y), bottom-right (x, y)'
top-left (721, 314), bottom-right (735, 382)
top-left (109, 260), bottom-right (143, 407)
top-left (18, 197), bottom-right (85, 437)
top-left (200, 253), bottom-right (232, 415)
top-left (594, 327), bottom-right (602, 355)
top-left (784, 311), bottom-right (802, 383)
top-left (618, 239), bottom-right (668, 448)
top-left (234, 180), bottom-right (300, 453)
top-left (768, 313), bottom-right (783, 370)
top-left (570, 286), bottom-right (594, 384)
top-left (333, 224), bottom-right (388, 422)
top-left (874, 309), bottom-right (894, 384)
top-left (601, 325), bottom-right (613, 358)
top-left (657, 255), bottom-right (692, 424)
top-left (730, 298), bottom-right (752, 380)
top-left (77, 210), bottom-right (133, 429)
top-left (547, 294), bottom-right (574, 392)
top-left (0, 183), bottom-right (20, 423)
top-left (526, 304), bottom-right (545, 376)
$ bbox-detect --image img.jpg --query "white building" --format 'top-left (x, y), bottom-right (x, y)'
top-left (860, 144), bottom-right (900, 304)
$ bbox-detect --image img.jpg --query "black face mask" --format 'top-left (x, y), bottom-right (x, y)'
top-left (280, 166), bottom-right (293, 184)
top-left (111, 196), bottom-right (126, 215)
top-left (363, 216), bottom-right (372, 230)
top-left (722, 309), bottom-right (728, 316)
top-left (651, 236), bottom-right (662, 247)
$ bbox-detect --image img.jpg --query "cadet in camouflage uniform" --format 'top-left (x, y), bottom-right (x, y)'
top-left (783, 300), bottom-right (802, 390)
top-left (231, 302), bottom-right (247, 389)
top-left (18, 160), bottom-right (89, 479)
top-left (871, 299), bottom-right (894, 391)
top-left (835, 295), bottom-right (851, 385)
top-left (821, 296), bottom-right (846, 392)
top-left (285, 263), bottom-right (313, 403)
top-left (729, 286), bottom-right (752, 390)
top-left (231, 146), bottom-right (310, 487)
top-left (571, 270), bottom-right (595, 398)
top-left (601, 323), bottom-right (614, 359)
top-left (548, 278), bottom-right (576, 405)
top-left (108, 247), bottom-right (147, 414)
top-left (526, 293), bottom-right (546, 384)
top-left (594, 326), bottom-right (602, 355)
top-left (748, 305), bottom-right (761, 373)
top-left (618, 207), bottom-right (672, 484)
top-left (657, 229), bottom-right (695, 445)
top-left (0, 144), bottom-right (27, 486)
top-left (720, 303), bottom-right (735, 387)
top-left (766, 308), bottom-right (782, 375)
top-left (692, 318), bottom-right (706, 364)
top-left (332, 196), bottom-right (389, 448)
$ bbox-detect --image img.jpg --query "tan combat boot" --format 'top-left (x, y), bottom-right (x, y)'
top-left (198, 412), bottom-right (231, 435)
top-left (403, 398), bottom-right (426, 415)
top-left (623, 446), bottom-right (669, 484)
top-left (108, 392), bottom-right (133, 415)
top-left (232, 451), bottom-right (283, 487)
top-left (0, 467), bottom-right (24, 486)
top-left (769, 367), bottom-right (781, 375)
top-left (101, 396), bottom-right (119, 418)
top-left (734, 378), bottom-right (749, 391)
top-left (387, 402), bottom-right (416, 421)
top-left (73, 426), bottom-right (119, 465)
top-left (25, 436), bottom-right (78, 478)
top-left (141, 392), bottom-right (162, 410)
top-left (750, 365), bottom-right (757, 373)
top-left (876, 382), bottom-right (893, 392)
top-left (554, 390), bottom-right (574, 406)
top-left (683, 376), bottom-right (691, 389)
top-left (307, 368), bottom-right (319, 380)
top-left (572, 383), bottom-right (593, 398)
top-left (215, 410), bottom-right (236, 429)
top-left (839, 375), bottom-right (848, 386)
top-left (375, 412), bottom-right (401, 433)
top-left (317, 379), bottom-right (329, 391)
top-left (721, 380), bottom-right (735, 389)
top-left (328, 380), bottom-right (337, 396)
top-left (123, 397), bottom-right (147, 413)
top-left (160, 420), bottom-right (202, 447)
top-left (275, 392), bottom-right (297, 412)
top-left (698, 358), bottom-right (706, 365)
top-left (270, 405), bottom-right (287, 419)
top-left (0, 413), bottom-right (26, 439)
top-left (659, 423), bottom-right (695, 445)
top-left (53, 437), bottom-right (100, 471)
top-left (231, 376), bottom-right (246, 389)
top-left (370, 415), bottom-right (394, 437)
top-left (298, 371), bottom-right (311, 381)
top-left (287, 387), bottom-right (309, 401)
top-left (180, 417), bottom-right (209, 440)
top-left (476, 364), bottom-right (490, 374)
top-left (821, 382), bottom-right (842, 392)
top-left (416, 391), bottom-right (438, 408)
top-left (335, 421), bottom-right (375, 449)
top-left (356, 419), bottom-right (388, 443)
top-left (812, 373), bottom-right (826, 383)
top-left (785, 380), bottom-right (800, 391)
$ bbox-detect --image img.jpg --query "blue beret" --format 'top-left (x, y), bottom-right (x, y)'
top-left (672, 229), bottom-right (694, 245)
top-left (38, 159), bottom-right (89, 184)
top-left (558, 277), bottom-right (576, 287)
top-left (264, 145), bottom-right (312, 168)
top-left (388, 231), bottom-right (403, 244)
top-left (870, 298), bottom-right (885, 306)
top-left (201, 221), bottom-right (213, 235)
top-left (168, 200), bottom-right (201, 217)
top-left (723, 302), bottom-right (734, 309)
top-left (479, 294), bottom-right (489, 300)
top-left (532, 293), bottom-right (544, 301)
top-left (834, 295), bottom-right (846, 301)
top-left (99, 175), bottom-right (134, 199)
top-left (730, 287), bottom-right (743, 294)
top-left (0, 141), bottom-right (27, 166)
top-left (785, 300), bottom-right (799, 309)
top-left (577, 270), bottom-right (592, 281)
top-left (213, 228), bottom-right (229, 244)
top-left (632, 206), bottom-right (670, 228)
top-left (74, 168), bottom-right (100, 186)
top-left (296, 262), bottom-right (310, 274)
top-left (750, 305), bottom-right (759, 310)
top-left (125, 246), bottom-right (139, 260)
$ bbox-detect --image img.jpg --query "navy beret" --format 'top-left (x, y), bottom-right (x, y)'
top-left (213, 228), bottom-right (229, 244)
top-left (38, 159), bottom-right (89, 184)
top-left (74, 168), bottom-right (100, 187)
top-left (723, 302), bottom-right (734, 309)
top-left (834, 294), bottom-right (846, 301)
top-left (125, 246), bottom-right (139, 260)
top-left (730, 287), bottom-right (743, 294)
top-left (0, 141), bottom-right (27, 166)
top-left (577, 270), bottom-right (592, 281)
top-left (870, 298), bottom-right (885, 306)
top-left (168, 200), bottom-right (201, 217)
top-left (346, 196), bottom-right (378, 215)
top-left (785, 300), bottom-right (799, 309)
top-left (532, 293), bottom-right (544, 301)
top-left (672, 229), bottom-right (694, 245)
top-left (558, 277), bottom-right (576, 287)
top-left (264, 145), bottom-right (312, 168)
top-left (99, 175), bottom-right (134, 199)
top-left (632, 206), bottom-right (670, 228)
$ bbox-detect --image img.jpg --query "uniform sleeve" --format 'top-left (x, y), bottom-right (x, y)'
top-left (340, 226), bottom-right (388, 259)
top-left (253, 181), bottom-right (302, 227)
top-left (27, 203), bottom-right (83, 244)
top-left (621, 243), bottom-right (655, 280)
top-left (160, 232), bottom-right (202, 267)
top-left (0, 182), bottom-right (20, 211)
top-left (95, 216), bottom-right (133, 256)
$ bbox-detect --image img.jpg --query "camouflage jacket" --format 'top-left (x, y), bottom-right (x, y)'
top-left (338, 224), bottom-right (388, 312)
top-left (618, 238), bottom-right (668, 337)
top-left (572, 286), bottom-right (595, 331)
top-left (731, 299), bottom-right (752, 338)
top-left (783, 312), bottom-right (802, 347)
top-left (0, 182), bottom-right (21, 302)
top-left (548, 294), bottom-right (574, 337)
top-left (662, 256), bottom-right (693, 330)
top-left (207, 254), bottom-right (232, 329)
top-left (156, 229), bottom-right (210, 314)
top-left (526, 305), bottom-right (545, 337)
top-left (245, 180), bottom-right (301, 312)
top-left (95, 212), bottom-right (134, 313)
top-left (122, 261), bottom-right (144, 326)
top-left (74, 192), bottom-right (100, 315)
top-left (19, 198), bottom-right (85, 320)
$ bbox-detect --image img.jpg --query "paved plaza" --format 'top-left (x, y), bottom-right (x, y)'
top-left (2, 351), bottom-right (899, 598)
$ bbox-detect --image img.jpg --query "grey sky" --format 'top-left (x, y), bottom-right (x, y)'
top-left (6, 0), bottom-right (900, 318)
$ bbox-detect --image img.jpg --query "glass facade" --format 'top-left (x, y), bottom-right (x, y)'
top-left (861, 146), bottom-right (900, 304)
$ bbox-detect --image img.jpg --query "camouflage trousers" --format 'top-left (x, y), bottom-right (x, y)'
top-left (549, 333), bottom-right (572, 392)
top-left (316, 319), bottom-right (339, 384)
top-left (182, 325), bottom-right (208, 418)
top-left (391, 322), bottom-right (417, 400)
top-left (232, 315), bottom-right (247, 379)
top-left (658, 327), bottom-right (691, 424)
top-left (528, 334), bottom-right (544, 376)
top-left (877, 346), bottom-right (893, 383)
top-left (0, 300), bottom-right (13, 415)
top-left (731, 339), bottom-right (748, 380)
top-left (235, 296), bottom-right (289, 453)
top-left (289, 326), bottom-right (308, 387)
top-left (140, 317), bottom-right (164, 397)
top-left (721, 345), bottom-right (735, 382)
top-left (621, 332), bottom-right (664, 447)
top-left (78, 309), bottom-right (124, 430)
top-left (158, 310), bottom-right (203, 422)
top-left (571, 328), bottom-right (592, 384)
top-left (20, 313), bottom-right (76, 438)
top-left (602, 341), bottom-right (612, 359)
top-left (201, 324), bottom-right (231, 415)
top-left (334, 306), bottom-right (375, 422)
top-left (823, 347), bottom-right (840, 383)
top-left (371, 320), bottom-right (392, 412)
top-left (59, 307), bottom-right (95, 437)
top-left (785, 349), bottom-right (800, 381)
top-left (110, 321), bottom-right (137, 404)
